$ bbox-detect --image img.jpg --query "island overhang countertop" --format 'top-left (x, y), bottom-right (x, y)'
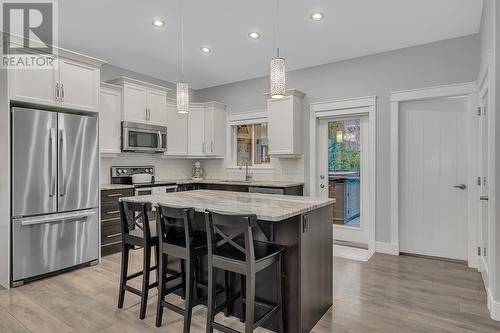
top-left (121, 189), bottom-right (334, 222)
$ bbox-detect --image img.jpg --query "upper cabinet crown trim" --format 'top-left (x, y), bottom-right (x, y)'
top-left (107, 76), bottom-right (172, 92)
top-left (263, 89), bottom-right (305, 99)
top-left (57, 48), bottom-right (107, 67)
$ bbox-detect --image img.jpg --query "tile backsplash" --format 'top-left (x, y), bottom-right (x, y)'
top-left (100, 153), bottom-right (193, 183)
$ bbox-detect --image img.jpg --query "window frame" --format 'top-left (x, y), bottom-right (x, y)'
top-left (226, 115), bottom-right (274, 170)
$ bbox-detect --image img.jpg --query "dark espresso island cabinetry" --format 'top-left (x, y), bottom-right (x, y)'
top-left (122, 190), bottom-right (333, 333)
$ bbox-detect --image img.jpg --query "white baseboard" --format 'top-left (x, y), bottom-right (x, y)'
top-left (487, 288), bottom-right (500, 321)
top-left (334, 245), bottom-right (374, 262)
top-left (375, 241), bottom-right (399, 255)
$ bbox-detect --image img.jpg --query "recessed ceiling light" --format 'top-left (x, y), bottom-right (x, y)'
top-left (152, 20), bottom-right (165, 27)
top-left (200, 46), bottom-right (211, 54)
top-left (248, 32), bottom-right (261, 40)
top-left (310, 12), bottom-right (324, 21)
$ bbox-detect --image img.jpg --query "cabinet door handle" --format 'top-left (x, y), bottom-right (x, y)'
top-left (106, 193), bottom-right (123, 197)
top-left (302, 215), bottom-right (309, 233)
top-left (145, 108), bottom-right (148, 120)
top-left (61, 84), bottom-right (65, 102)
top-left (211, 142), bottom-right (214, 153)
top-left (106, 232), bottom-right (121, 238)
top-left (101, 217), bottom-right (120, 223)
top-left (55, 83), bottom-right (60, 101)
top-left (106, 210), bottom-right (120, 215)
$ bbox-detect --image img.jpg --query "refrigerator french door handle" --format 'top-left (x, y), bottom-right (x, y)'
top-left (19, 209), bottom-right (96, 227)
top-left (49, 128), bottom-right (56, 197)
top-left (59, 129), bottom-right (67, 197)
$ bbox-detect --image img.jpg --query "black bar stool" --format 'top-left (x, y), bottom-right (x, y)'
top-left (117, 201), bottom-right (159, 320)
top-left (205, 210), bottom-right (285, 333)
top-left (156, 205), bottom-right (229, 333)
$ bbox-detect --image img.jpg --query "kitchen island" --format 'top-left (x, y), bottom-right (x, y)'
top-left (121, 190), bottom-right (334, 333)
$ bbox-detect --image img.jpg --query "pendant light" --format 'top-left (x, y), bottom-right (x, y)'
top-left (177, 0), bottom-right (189, 114)
top-left (270, 0), bottom-right (286, 99)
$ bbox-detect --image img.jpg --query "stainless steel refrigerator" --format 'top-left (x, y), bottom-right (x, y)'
top-left (11, 107), bottom-right (99, 285)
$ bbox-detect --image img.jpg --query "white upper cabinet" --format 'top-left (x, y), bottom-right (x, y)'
top-left (203, 102), bottom-right (226, 156)
top-left (165, 98), bottom-right (188, 156)
top-left (59, 58), bottom-right (100, 112)
top-left (9, 50), bottom-right (105, 112)
top-left (267, 90), bottom-right (305, 157)
top-left (9, 67), bottom-right (58, 107)
top-left (123, 83), bottom-right (148, 123)
top-left (147, 89), bottom-right (168, 125)
top-left (109, 77), bottom-right (169, 126)
top-left (99, 83), bottom-right (122, 154)
top-left (186, 102), bottom-right (226, 157)
top-left (187, 105), bottom-right (206, 156)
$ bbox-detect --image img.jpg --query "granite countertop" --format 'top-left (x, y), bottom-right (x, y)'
top-left (100, 184), bottom-right (135, 190)
top-left (101, 179), bottom-right (304, 191)
top-left (157, 179), bottom-right (305, 188)
top-left (120, 189), bottom-right (334, 222)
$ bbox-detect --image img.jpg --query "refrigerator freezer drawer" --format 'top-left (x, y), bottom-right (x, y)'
top-left (12, 208), bottom-right (99, 282)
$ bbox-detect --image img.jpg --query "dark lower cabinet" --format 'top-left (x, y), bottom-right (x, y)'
top-left (181, 183), bottom-right (304, 196)
top-left (101, 188), bottom-right (134, 256)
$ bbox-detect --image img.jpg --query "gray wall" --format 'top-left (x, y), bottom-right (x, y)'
top-left (195, 34), bottom-right (481, 243)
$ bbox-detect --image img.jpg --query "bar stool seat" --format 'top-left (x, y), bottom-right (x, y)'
top-left (213, 240), bottom-right (285, 275)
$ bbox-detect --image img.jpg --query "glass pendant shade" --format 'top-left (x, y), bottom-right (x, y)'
top-left (270, 55), bottom-right (286, 99)
top-left (176, 82), bottom-right (189, 114)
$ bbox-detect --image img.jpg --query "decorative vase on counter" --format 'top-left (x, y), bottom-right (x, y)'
top-left (192, 161), bottom-right (204, 180)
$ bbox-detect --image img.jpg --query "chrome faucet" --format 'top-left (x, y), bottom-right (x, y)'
top-left (239, 159), bottom-right (253, 182)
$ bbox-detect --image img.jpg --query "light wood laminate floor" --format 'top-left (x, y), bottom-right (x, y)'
top-left (0, 251), bottom-right (498, 333)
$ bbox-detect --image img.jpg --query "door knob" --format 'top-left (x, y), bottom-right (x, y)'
top-left (320, 184), bottom-right (325, 188)
top-left (453, 184), bottom-right (466, 190)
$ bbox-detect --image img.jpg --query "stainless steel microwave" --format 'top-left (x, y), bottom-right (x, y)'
top-left (121, 121), bottom-right (167, 153)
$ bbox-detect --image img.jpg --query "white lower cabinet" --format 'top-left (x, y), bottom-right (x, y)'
top-left (99, 83), bottom-right (122, 154)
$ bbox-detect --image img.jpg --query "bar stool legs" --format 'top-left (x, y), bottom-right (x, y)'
top-left (244, 274), bottom-right (255, 333)
top-left (156, 253), bottom-right (167, 327)
top-left (139, 246), bottom-right (151, 319)
top-left (117, 243), bottom-right (130, 309)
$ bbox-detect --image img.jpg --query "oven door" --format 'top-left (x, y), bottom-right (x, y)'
top-left (122, 122), bottom-right (167, 153)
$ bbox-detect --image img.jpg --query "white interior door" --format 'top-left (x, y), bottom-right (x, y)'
top-left (399, 97), bottom-right (468, 260)
top-left (318, 115), bottom-right (370, 245)
top-left (478, 91), bottom-right (489, 286)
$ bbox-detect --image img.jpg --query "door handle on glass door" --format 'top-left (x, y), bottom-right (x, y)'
top-left (453, 184), bottom-right (466, 190)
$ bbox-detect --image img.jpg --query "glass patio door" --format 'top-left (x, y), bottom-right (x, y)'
top-left (318, 116), bottom-right (370, 246)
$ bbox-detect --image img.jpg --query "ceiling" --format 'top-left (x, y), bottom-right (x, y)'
top-left (59, 0), bottom-right (483, 90)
